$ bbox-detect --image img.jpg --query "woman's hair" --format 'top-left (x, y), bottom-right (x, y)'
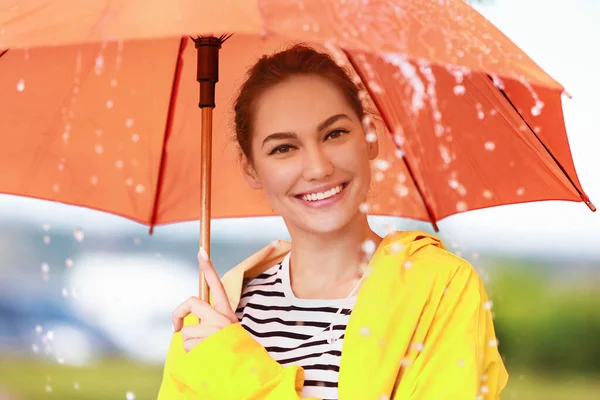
top-left (233, 43), bottom-right (366, 161)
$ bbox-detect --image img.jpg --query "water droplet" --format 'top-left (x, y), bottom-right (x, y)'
top-left (46, 331), bottom-right (54, 340)
top-left (390, 243), bottom-right (403, 254)
top-left (73, 228), bottom-right (84, 242)
top-left (359, 326), bottom-right (370, 336)
top-left (365, 132), bottom-right (377, 143)
top-left (481, 373), bottom-right (488, 382)
top-left (456, 201), bottom-right (467, 212)
top-left (45, 385), bottom-right (53, 393)
top-left (453, 85), bottom-right (465, 96)
top-left (90, 176), bottom-right (98, 185)
top-left (35, 325), bottom-right (43, 334)
top-left (95, 55), bottom-right (104, 75)
top-left (480, 385), bottom-right (489, 394)
top-left (394, 184), bottom-right (409, 197)
top-left (488, 338), bottom-right (498, 347)
top-left (16, 78), bottom-right (25, 92)
top-left (65, 258), bottom-right (74, 268)
top-left (74, 382), bottom-right (80, 390)
top-left (483, 190), bottom-right (493, 199)
top-left (126, 391), bottom-right (136, 400)
top-left (457, 359), bottom-right (465, 367)
top-left (125, 118), bottom-right (134, 128)
top-left (57, 357), bottom-right (65, 364)
top-left (132, 133), bottom-right (140, 143)
top-left (516, 187), bottom-right (525, 196)
top-left (135, 184), bottom-right (145, 193)
top-left (484, 141), bottom-right (495, 151)
top-left (133, 237), bottom-right (141, 245)
top-left (32, 344), bottom-right (39, 353)
top-left (400, 358), bottom-right (412, 367)
top-left (106, 100), bottom-right (114, 109)
top-left (483, 300), bottom-right (493, 310)
top-left (368, 80), bottom-right (384, 94)
top-left (380, 395), bottom-right (390, 400)
top-left (95, 144), bottom-right (104, 154)
top-left (477, 110), bottom-right (485, 120)
top-left (374, 171), bottom-right (385, 182)
top-left (41, 263), bottom-right (50, 274)
top-left (359, 202), bottom-right (369, 213)
top-left (110, 79), bottom-right (118, 87)
top-left (412, 342), bottom-right (425, 351)
top-left (361, 239), bottom-right (376, 257)
top-left (61, 288), bottom-right (69, 298)
top-left (531, 100), bottom-right (544, 116)
top-left (403, 260), bottom-right (413, 269)
top-left (394, 149), bottom-right (405, 158)
top-left (115, 160), bottom-right (124, 168)
top-left (126, 178), bottom-right (133, 186)
top-left (374, 159), bottom-right (390, 171)
top-left (448, 179), bottom-right (459, 189)
top-left (43, 235), bottom-right (51, 245)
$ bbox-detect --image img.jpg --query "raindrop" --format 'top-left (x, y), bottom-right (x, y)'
top-left (45, 385), bottom-right (53, 393)
top-left (365, 132), bottom-right (377, 143)
top-left (448, 179), bottom-right (459, 189)
top-left (73, 228), bottom-right (84, 242)
top-left (42, 224), bottom-right (50, 231)
top-left (456, 201), bottom-right (467, 212)
top-left (359, 326), bottom-right (370, 337)
top-left (453, 85), bottom-right (466, 96)
top-left (360, 263), bottom-right (372, 277)
top-left (361, 239), bottom-right (376, 257)
top-left (488, 338), bottom-right (499, 347)
top-left (106, 100), bottom-right (114, 109)
top-left (132, 133), bottom-right (140, 143)
top-left (531, 100), bottom-right (544, 116)
top-left (95, 144), bottom-right (104, 154)
top-left (95, 129), bottom-right (103, 136)
top-left (380, 395), bottom-right (390, 400)
top-left (110, 79), bottom-right (118, 87)
top-left (32, 344), bottom-right (39, 353)
top-left (125, 118), bottom-right (134, 128)
top-left (484, 141), bottom-right (495, 151)
top-left (16, 78), bottom-right (25, 92)
top-left (126, 391), bottom-right (136, 400)
top-left (41, 263), bottom-right (50, 273)
top-left (43, 235), bottom-right (51, 245)
top-left (477, 110), bottom-right (485, 120)
top-left (480, 385), bottom-right (490, 394)
top-left (457, 359), bottom-right (465, 367)
top-left (65, 258), bottom-right (74, 268)
top-left (394, 149), bottom-right (405, 159)
top-left (135, 184), bottom-right (145, 193)
top-left (359, 202), bottom-right (369, 213)
top-left (374, 159), bottom-right (390, 171)
top-left (390, 243), bottom-right (403, 254)
top-left (412, 342), bottom-right (425, 352)
top-left (481, 374), bottom-right (488, 381)
top-left (61, 288), bottom-right (69, 298)
top-left (57, 357), bottom-right (65, 364)
top-left (483, 300), bottom-right (493, 310)
top-left (95, 55), bottom-right (104, 75)
top-left (90, 176), bottom-right (98, 185)
top-left (46, 331), bottom-right (54, 340)
top-left (58, 163), bottom-right (64, 171)
top-left (133, 237), bottom-right (141, 245)
top-left (374, 172), bottom-right (385, 182)
top-left (516, 187), bottom-right (525, 196)
top-left (403, 260), bottom-right (413, 269)
top-left (483, 190), bottom-right (493, 199)
top-left (394, 184), bottom-right (409, 197)
top-left (368, 80), bottom-right (384, 94)
top-left (35, 325), bottom-right (43, 334)
top-left (397, 173), bottom-right (407, 183)
top-left (115, 160), bottom-right (124, 168)
top-left (126, 178), bottom-right (133, 186)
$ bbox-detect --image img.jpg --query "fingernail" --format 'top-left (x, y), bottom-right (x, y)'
top-left (198, 247), bottom-right (208, 261)
top-left (171, 323), bottom-right (175, 333)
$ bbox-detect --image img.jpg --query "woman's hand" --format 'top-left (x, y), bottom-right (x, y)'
top-left (172, 248), bottom-right (238, 353)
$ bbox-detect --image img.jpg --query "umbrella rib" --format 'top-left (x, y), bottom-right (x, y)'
top-left (488, 75), bottom-right (596, 212)
top-left (149, 37), bottom-right (189, 233)
top-left (343, 49), bottom-right (440, 232)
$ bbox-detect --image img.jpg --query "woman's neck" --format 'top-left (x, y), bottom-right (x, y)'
top-left (285, 214), bottom-right (383, 297)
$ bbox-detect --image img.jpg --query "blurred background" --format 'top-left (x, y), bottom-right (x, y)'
top-left (1, 0), bottom-right (599, 399)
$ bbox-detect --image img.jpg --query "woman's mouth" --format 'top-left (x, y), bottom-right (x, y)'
top-left (294, 183), bottom-right (349, 208)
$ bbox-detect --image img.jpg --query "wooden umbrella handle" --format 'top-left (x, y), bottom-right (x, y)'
top-left (199, 107), bottom-right (213, 302)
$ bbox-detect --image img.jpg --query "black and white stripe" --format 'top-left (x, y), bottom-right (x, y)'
top-left (236, 253), bottom-right (356, 400)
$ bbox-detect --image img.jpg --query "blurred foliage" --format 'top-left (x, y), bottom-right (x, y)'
top-left (487, 261), bottom-right (600, 375)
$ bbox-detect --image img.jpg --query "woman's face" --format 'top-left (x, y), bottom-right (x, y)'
top-left (242, 74), bottom-right (377, 235)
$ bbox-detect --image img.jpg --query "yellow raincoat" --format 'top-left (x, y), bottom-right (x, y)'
top-left (158, 231), bottom-right (508, 399)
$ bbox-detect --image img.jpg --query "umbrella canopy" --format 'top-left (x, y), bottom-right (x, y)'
top-left (0, 0), bottom-right (594, 232)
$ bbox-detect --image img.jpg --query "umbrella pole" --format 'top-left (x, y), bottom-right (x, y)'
top-left (194, 35), bottom-right (225, 301)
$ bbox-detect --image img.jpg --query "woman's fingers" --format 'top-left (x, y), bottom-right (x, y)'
top-left (182, 338), bottom-right (203, 353)
top-left (172, 296), bottom-right (232, 332)
top-left (198, 248), bottom-right (236, 320)
top-left (181, 324), bottom-right (222, 353)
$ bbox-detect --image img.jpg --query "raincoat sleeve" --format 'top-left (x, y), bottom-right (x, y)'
top-left (393, 261), bottom-right (508, 400)
top-left (157, 315), bottom-right (319, 400)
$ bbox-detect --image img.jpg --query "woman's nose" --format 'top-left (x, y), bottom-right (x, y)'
top-left (302, 145), bottom-right (334, 181)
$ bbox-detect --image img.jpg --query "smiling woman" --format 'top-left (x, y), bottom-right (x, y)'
top-left (158, 44), bottom-right (508, 400)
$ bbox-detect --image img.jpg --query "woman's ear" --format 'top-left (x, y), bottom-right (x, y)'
top-left (240, 154), bottom-right (263, 190)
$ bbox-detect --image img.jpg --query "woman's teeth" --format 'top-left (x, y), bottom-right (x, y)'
top-left (300, 185), bottom-right (344, 202)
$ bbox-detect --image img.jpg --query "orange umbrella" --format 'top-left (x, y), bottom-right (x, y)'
top-left (0, 0), bottom-right (595, 298)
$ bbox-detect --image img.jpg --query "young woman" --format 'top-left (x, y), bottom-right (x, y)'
top-left (158, 44), bottom-right (508, 400)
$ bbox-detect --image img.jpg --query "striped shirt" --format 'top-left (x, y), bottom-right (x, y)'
top-left (235, 252), bottom-right (357, 400)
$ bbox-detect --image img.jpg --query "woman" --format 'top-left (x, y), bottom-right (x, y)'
top-left (158, 44), bottom-right (508, 400)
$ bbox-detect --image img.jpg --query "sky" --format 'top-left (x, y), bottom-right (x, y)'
top-left (0, 0), bottom-right (598, 258)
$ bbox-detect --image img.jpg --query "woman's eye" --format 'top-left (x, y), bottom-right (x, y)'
top-left (269, 145), bottom-right (292, 155)
top-left (325, 129), bottom-right (349, 140)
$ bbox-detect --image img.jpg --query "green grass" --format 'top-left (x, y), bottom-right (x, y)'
top-left (1, 358), bottom-right (599, 399)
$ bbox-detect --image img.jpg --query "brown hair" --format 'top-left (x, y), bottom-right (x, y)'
top-left (233, 43), bottom-right (366, 161)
